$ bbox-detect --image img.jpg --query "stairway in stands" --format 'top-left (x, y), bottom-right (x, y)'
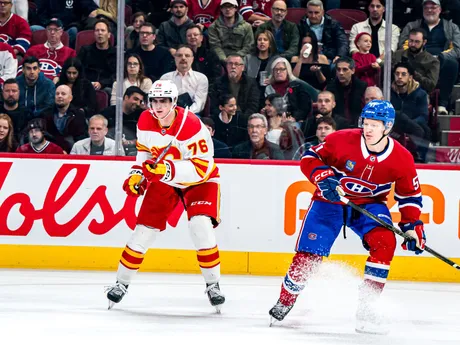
top-left (432, 114), bottom-right (460, 163)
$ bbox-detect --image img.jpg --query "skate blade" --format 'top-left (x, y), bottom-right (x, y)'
top-left (214, 305), bottom-right (222, 314)
top-left (269, 317), bottom-right (278, 327)
top-left (108, 300), bottom-right (115, 310)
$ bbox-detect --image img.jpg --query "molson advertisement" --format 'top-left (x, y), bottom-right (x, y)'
top-left (0, 155), bottom-right (459, 282)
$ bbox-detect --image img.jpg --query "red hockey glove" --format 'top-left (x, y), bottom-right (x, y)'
top-left (122, 165), bottom-right (147, 197)
top-left (401, 220), bottom-right (426, 255)
top-left (310, 167), bottom-right (341, 202)
top-left (142, 159), bottom-right (175, 183)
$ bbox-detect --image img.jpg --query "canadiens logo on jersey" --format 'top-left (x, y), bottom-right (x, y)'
top-left (17, 59), bottom-right (61, 78)
top-left (339, 176), bottom-right (391, 197)
top-left (0, 34), bottom-right (11, 44)
top-left (194, 14), bottom-right (214, 24)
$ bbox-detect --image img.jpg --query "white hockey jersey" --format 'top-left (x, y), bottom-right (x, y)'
top-left (135, 106), bottom-right (220, 189)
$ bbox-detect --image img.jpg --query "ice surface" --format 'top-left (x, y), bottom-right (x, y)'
top-left (1, 261), bottom-right (459, 344)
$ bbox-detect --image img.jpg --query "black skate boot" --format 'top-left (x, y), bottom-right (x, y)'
top-left (269, 299), bottom-right (294, 325)
top-left (105, 282), bottom-right (128, 310)
top-left (205, 282), bottom-right (225, 312)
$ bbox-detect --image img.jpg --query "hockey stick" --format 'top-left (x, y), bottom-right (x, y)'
top-left (336, 188), bottom-right (460, 270)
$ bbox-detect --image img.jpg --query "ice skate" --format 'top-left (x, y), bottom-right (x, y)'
top-left (205, 282), bottom-right (225, 312)
top-left (269, 299), bottom-right (294, 326)
top-left (355, 300), bottom-right (389, 335)
top-left (105, 282), bottom-right (128, 310)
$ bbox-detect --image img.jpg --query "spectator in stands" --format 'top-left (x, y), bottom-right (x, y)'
top-left (255, 1), bottom-right (300, 61)
top-left (0, 0), bottom-right (31, 58)
top-left (77, 19), bottom-right (116, 93)
top-left (212, 94), bottom-right (248, 151)
top-left (364, 85), bottom-right (384, 103)
top-left (392, 0), bottom-right (423, 29)
top-left (293, 116), bottom-right (336, 159)
top-left (304, 90), bottom-right (342, 139)
top-left (399, 0), bottom-right (460, 114)
top-left (161, 45), bottom-right (209, 115)
top-left (244, 30), bottom-right (279, 96)
top-left (86, 0), bottom-right (118, 41)
top-left (279, 122), bottom-right (305, 160)
top-left (57, 57), bottom-right (97, 119)
top-left (130, 23), bottom-right (175, 81)
top-left (239, 0), bottom-right (272, 27)
top-left (101, 86), bottom-right (145, 156)
top-left (349, 0), bottom-right (401, 60)
top-left (232, 113), bottom-right (284, 159)
top-left (201, 117), bottom-right (232, 158)
top-left (187, 0), bottom-right (221, 29)
top-left (23, 18), bottom-right (76, 83)
top-left (210, 54), bottom-right (260, 119)
top-left (16, 118), bottom-right (65, 154)
top-left (41, 84), bottom-right (87, 152)
top-left (125, 12), bottom-right (147, 50)
top-left (390, 62), bottom-right (429, 141)
top-left (208, 0), bottom-right (254, 62)
top-left (292, 31), bottom-right (330, 91)
top-left (111, 54), bottom-right (152, 106)
top-left (17, 56), bottom-right (55, 118)
top-left (11, 0), bottom-right (27, 21)
top-left (0, 78), bottom-right (32, 140)
top-left (0, 42), bottom-right (17, 86)
top-left (157, 0), bottom-right (194, 56)
top-left (70, 114), bottom-right (121, 155)
top-left (262, 93), bottom-right (290, 145)
top-left (264, 57), bottom-right (315, 128)
top-left (0, 113), bottom-right (18, 152)
top-left (298, 0), bottom-right (348, 64)
top-left (326, 57), bottom-right (367, 128)
top-left (352, 32), bottom-right (380, 86)
top-left (393, 28), bottom-right (439, 93)
top-left (33, 0), bottom-right (98, 48)
top-left (186, 25), bottom-right (222, 88)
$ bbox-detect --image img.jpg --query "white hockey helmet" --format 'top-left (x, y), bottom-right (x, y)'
top-left (148, 80), bottom-right (179, 120)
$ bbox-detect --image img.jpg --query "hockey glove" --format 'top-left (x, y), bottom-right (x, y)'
top-left (401, 220), bottom-right (426, 255)
top-left (311, 167), bottom-right (341, 202)
top-left (122, 166), bottom-right (147, 197)
top-left (142, 159), bottom-right (174, 183)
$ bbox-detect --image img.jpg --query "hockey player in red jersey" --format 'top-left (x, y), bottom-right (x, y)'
top-left (269, 100), bottom-right (426, 334)
top-left (106, 79), bottom-right (225, 311)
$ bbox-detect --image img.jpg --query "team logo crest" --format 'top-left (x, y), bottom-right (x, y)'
top-left (308, 233), bottom-right (317, 240)
top-left (345, 160), bottom-right (355, 172)
top-left (0, 34), bottom-right (11, 44)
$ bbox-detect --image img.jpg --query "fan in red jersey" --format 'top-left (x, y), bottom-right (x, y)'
top-left (16, 118), bottom-right (65, 154)
top-left (106, 79), bottom-right (225, 312)
top-left (268, 100), bottom-right (426, 334)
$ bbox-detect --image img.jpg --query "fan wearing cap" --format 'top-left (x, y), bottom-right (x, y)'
top-left (23, 18), bottom-right (76, 83)
top-left (399, 0), bottom-right (460, 115)
top-left (352, 32), bottom-right (380, 87)
top-left (208, 0), bottom-right (255, 62)
top-left (16, 118), bottom-right (65, 154)
top-left (156, 0), bottom-right (194, 56)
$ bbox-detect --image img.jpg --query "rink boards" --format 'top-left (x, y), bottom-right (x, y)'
top-left (0, 154), bottom-right (459, 282)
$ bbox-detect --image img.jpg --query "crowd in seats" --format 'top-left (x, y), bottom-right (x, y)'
top-left (0, 0), bottom-right (459, 162)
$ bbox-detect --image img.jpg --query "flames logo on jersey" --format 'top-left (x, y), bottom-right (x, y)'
top-left (340, 176), bottom-right (392, 197)
top-left (150, 145), bottom-right (182, 161)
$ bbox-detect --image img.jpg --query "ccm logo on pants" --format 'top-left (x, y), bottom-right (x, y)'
top-left (191, 201), bottom-right (212, 206)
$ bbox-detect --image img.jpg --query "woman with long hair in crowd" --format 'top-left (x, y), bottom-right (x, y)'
top-left (292, 31), bottom-right (330, 91)
top-left (0, 113), bottom-right (18, 152)
top-left (57, 57), bottom-right (97, 118)
top-left (125, 12), bottom-right (148, 50)
top-left (111, 53), bottom-right (152, 106)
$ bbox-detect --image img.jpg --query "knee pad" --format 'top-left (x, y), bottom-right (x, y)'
top-left (188, 215), bottom-right (216, 249)
top-left (127, 225), bottom-right (159, 254)
top-left (363, 227), bottom-right (396, 263)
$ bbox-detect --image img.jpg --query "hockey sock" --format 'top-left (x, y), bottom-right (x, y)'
top-left (116, 245), bottom-right (145, 285)
top-left (197, 245), bottom-right (221, 284)
top-left (280, 252), bottom-right (322, 306)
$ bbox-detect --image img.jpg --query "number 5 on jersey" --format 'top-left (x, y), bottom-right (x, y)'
top-left (188, 139), bottom-right (209, 155)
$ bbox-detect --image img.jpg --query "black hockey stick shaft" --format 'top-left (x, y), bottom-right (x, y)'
top-left (337, 192), bottom-right (460, 270)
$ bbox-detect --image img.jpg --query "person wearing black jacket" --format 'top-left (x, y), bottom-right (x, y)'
top-left (77, 19), bottom-right (116, 91)
top-left (298, 0), bottom-right (349, 62)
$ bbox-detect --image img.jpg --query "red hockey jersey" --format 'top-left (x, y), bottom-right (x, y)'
top-left (16, 141), bottom-right (66, 154)
top-left (239, 0), bottom-right (273, 21)
top-left (22, 42), bottom-right (77, 79)
top-left (188, 0), bottom-right (221, 27)
top-left (0, 13), bottom-right (31, 54)
top-left (301, 129), bottom-right (422, 225)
